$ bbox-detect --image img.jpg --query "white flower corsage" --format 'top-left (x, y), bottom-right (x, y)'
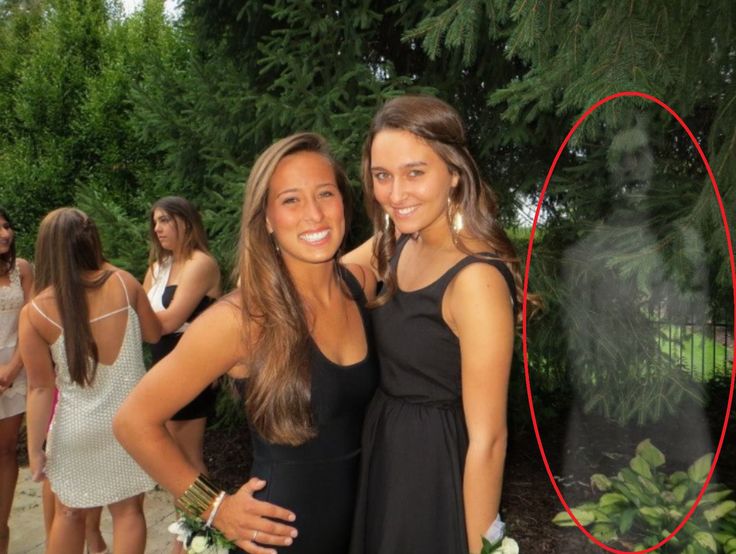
top-left (480, 514), bottom-right (519, 553)
top-left (168, 515), bottom-right (234, 554)
top-left (481, 536), bottom-right (520, 554)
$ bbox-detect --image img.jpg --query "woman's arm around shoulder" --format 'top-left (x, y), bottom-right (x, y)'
top-left (157, 251), bottom-right (221, 334)
top-left (445, 262), bottom-right (515, 553)
top-left (117, 269), bottom-right (162, 343)
top-left (342, 236), bottom-right (379, 280)
top-left (344, 262), bottom-right (377, 302)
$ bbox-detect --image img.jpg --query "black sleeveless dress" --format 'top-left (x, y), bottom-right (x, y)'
top-left (350, 236), bottom-right (516, 554)
top-left (150, 286), bottom-right (218, 421)
top-left (235, 266), bottom-right (378, 554)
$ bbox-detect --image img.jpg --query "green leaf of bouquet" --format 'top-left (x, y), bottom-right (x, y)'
top-left (694, 531), bottom-right (718, 552)
top-left (688, 453), bottom-right (714, 483)
top-left (636, 439), bottom-right (666, 468)
top-left (704, 500), bottom-right (736, 523)
top-left (480, 536), bottom-right (500, 554)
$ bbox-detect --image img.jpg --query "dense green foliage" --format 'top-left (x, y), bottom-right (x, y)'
top-left (0, 0), bottom-right (733, 424)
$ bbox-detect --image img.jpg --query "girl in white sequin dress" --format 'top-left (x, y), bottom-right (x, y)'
top-left (0, 207), bottom-right (32, 554)
top-left (20, 208), bottom-right (162, 554)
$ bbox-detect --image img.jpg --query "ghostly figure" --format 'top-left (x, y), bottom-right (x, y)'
top-left (558, 116), bottom-right (715, 507)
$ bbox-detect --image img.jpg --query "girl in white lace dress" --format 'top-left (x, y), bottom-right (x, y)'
top-left (20, 208), bottom-right (162, 554)
top-left (0, 207), bottom-right (32, 554)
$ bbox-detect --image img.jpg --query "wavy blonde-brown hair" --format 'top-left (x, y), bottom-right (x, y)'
top-left (236, 132), bottom-right (351, 445)
top-left (362, 94), bottom-right (529, 322)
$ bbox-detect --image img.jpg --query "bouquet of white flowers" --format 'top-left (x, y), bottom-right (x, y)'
top-left (168, 515), bottom-right (235, 554)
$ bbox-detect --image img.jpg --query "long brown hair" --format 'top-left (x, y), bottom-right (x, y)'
top-left (362, 95), bottom-right (525, 321)
top-left (0, 207), bottom-right (16, 276)
top-left (148, 196), bottom-right (210, 268)
top-left (34, 208), bottom-right (111, 386)
top-left (237, 132), bottom-right (351, 445)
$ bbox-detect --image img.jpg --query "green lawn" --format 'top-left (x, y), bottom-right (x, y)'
top-left (658, 324), bottom-right (732, 381)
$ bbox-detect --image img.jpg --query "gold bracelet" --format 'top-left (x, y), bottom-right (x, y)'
top-left (175, 474), bottom-right (220, 518)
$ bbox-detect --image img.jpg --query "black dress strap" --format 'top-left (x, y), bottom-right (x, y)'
top-left (436, 254), bottom-right (518, 315)
top-left (389, 234), bottom-right (412, 272)
top-left (337, 264), bottom-right (367, 306)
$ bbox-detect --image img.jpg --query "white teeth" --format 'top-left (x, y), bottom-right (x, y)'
top-left (301, 230), bottom-right (329, 243)
top-left (397, 206), bottom-right (417, 216)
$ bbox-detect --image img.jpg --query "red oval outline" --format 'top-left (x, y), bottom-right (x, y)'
top-left (522, 90), bottom-right (736, 553)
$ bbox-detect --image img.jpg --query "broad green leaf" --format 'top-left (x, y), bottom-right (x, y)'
top-left (591, 523), bottom-right (617, 542)
top-left (694, 531), bottom-right (718, 552)
top-left (704, 501), bottom-right (736, 523)
top-left (636, 439), bottom-right (666, 468)
top-left (673, 483), bottom-right (689, 503)
top-left (618, 508), bottom-right (637, 534)
top-left (688, 454), bottom-right (714, 483)
top-left (552, 508), bottom-right (595, 527)
top-left (599, 493), bottom-right (628, 507)
top-left (639, 506), bottom-right (665, 525)
top-left (700, 489), bottom-right (733, 504)
top-left (591, 473), bottom-right (612, 491)
top-left (629, 456), bottom-right (653, 480)
top-left (669, 471), bottom-right (689, 485)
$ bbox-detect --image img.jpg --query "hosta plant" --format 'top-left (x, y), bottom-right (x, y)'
top-left (553, 440), bottom-right (736, 553)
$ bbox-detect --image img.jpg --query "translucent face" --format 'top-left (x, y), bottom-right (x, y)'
top-left (0, 217), bottom-right (13, 255)
top-left (265, 151), bottom-right (345, 268)
top-left (370, 129), bottom-right (459, 236)
top-left (152, 208), bottom-right (181, 252)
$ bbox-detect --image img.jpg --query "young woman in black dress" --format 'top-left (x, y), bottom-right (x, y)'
top-left (143, 196), bottom-right (222, 476)
top-left (345, 95), bottom-right (520, 554)
top-left (115, 132), bottom-right (377, 554)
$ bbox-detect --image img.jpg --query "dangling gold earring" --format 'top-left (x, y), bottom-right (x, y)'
top-left (448, 198), bottom-right (464, 234)
top-left (452, 210), bottom-right (464, 234)
top-left (383, 212), bottom-right (391, 232)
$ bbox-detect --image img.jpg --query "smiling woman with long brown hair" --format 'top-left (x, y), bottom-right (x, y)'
top-left (115, 132), bottom-right (378, 554)
top-left (345, 95), bottom-right (520, 554)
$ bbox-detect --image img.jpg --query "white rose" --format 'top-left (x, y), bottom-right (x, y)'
top-left (189, 535), bottom-right (209, 553)
top-left (500, 537), bottom-right (519, 554)
top-left (167, 518), bottom-right (189, 543)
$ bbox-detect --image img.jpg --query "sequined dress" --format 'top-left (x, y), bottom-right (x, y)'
top-left (32, 273), bottom-right (155, 508)
top-left (0, 262), bottom-right (25, 419)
